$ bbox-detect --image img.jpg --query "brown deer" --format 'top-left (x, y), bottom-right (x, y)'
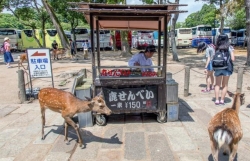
top-left (52, 48), bottom-right (67, 60)
top-left (18, 53), bottom-right (28, 69)
top-left (208, 91), bottom-right (245, 161)
top-left (38, 87), bottom-right (112, 147)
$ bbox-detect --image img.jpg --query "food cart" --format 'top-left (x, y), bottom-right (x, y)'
top-left (70, 3), bottom-right (187, 125)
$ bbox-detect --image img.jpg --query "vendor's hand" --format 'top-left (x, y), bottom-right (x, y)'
top-left (204, 69), bottom-right (207, 74)
top-left (134, 62), bottom-right (140, 66)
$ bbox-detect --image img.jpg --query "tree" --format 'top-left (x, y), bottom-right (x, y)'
top-left (48, 0), bottom-right (86, 44)
top-left (0, 0), bottom-right (50, 47)
top-left (226, 8), bottom-right (245, 30)
top-left (245, 0), bottom-right (250, 65)
top-left (0, 13), bottom-right (25, 29)
top-left (168, 0), bottom-right (180, 61)
top-left (42, 0), bottom-right (68, 48)
top-left (184, 4), bottom-right (217, 28)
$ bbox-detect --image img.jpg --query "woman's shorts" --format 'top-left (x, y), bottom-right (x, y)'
top-left (207, 61), bottom-right (213, 71)
top-left (214, 69), bottom-right (232, 76)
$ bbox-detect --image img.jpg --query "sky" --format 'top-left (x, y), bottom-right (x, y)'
top-left (2, 0), bottom-right (204, 23)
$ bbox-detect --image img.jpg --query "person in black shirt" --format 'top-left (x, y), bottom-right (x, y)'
top-left (51, 40), bottom-right (59, 60)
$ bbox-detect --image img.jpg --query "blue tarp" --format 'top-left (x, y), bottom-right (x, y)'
top-left (191, 38), bottom-right (212, 48)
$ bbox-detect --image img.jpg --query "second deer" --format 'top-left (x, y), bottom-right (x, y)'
top-left (208, 91), bottom-right (245, 161)
top-left (38, 87), bottom-right (112, 147)
top-left (52, 48), bottom-right (67, 60)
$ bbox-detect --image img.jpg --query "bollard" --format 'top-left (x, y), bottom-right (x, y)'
top-left (18, 69), bottom-right (27, 103)
top-left (236, 67), bottom-right (244, 93)
top-left (184, 66), bottom-right (190, 97)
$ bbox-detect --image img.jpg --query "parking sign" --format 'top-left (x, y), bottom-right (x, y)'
top-left (27, 48), bottom-right (52, 78)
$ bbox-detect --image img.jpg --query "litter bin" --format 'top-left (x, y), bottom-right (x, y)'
top-left (72, 73), bottom-right (93, 128)
top-left (167, 102), bottom-right (179, 122)
top-left (166, 76), bottom-right (179, 122)
top-left (75, 82), bottom-right (93, 128)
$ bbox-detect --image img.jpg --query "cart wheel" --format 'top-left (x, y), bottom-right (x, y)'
top-left (157, 114), bottom-right (167, 123)
top-left (95, 115), bottom-right (107, 126)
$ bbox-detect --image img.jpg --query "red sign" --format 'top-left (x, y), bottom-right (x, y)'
top-left (31, 51), bottom-right (46, 56)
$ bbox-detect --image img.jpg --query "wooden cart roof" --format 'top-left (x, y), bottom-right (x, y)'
top-left (69, 3), bottom-right (188, 31)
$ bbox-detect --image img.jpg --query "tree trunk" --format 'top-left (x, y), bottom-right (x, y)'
top-left (42, 21), bottom-right (46, 47)
top-left (219, 0), bottom-right (224, 34)
top-left (42, 0), bottom-right (69, 48)
top-left (120, 30), bottom-right (131, 57)
top-left (245, 0), bottom-right (250, 65)
top-left (111, 30), bottom-right (117, 51)
top-left (170, 0), bottom-right (179, 61)
top-left (32, 29), bottom-right (42, 47)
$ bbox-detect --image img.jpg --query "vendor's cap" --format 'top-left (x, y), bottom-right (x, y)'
top-left (4, 37), bottom-right (9, 41)
top-left (145, 45), bottom-right (156, 52)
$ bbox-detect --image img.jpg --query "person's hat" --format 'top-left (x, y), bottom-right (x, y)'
top-left (4, 37), bottom-right (9, 41)
top-left (145, 45), bottom-right (156, 52)
top-left (197, 42), bottom-right (207, 53)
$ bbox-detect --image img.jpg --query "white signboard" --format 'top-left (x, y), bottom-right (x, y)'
top-left (27, 48), bottom-right (52, 78)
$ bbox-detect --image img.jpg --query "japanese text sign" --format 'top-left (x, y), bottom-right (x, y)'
top-left (103, 86), bottom-right (158, 110)
top-left (27, 48), bottom-right (52, 78)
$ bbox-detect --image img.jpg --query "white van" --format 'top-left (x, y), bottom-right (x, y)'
top-left (170, 28), bottom-right (192, 48)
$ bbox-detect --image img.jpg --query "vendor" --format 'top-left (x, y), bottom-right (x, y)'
top-left (128, 45), bottom-right (156, 72)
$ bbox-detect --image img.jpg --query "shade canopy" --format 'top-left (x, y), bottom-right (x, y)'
top-left (69, 3), bottom-right (188, 31)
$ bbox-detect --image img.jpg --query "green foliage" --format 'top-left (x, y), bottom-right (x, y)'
top-left (226, 8), bottom-right (245, 30)
top-left (0, 13), bottom-right (25, 29)
top-left (184, 4), bottom-right (217, 27)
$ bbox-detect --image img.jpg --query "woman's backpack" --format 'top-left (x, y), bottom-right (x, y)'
top-left (212, 49), bottom-right (230, 70)
top-left (0, 43), bottom-right (5, 53)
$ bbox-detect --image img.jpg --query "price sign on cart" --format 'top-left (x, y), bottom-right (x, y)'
top-left (27, 48), bottom-right (52, 78)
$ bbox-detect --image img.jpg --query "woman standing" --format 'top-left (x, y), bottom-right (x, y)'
top-left (197, 42), bottom-right (215, 93)
top-left (3, 37), bottom-right (14, 68)
top-left (213, 34), bottom-right (235, 105)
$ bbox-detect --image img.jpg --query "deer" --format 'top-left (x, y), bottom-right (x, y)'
top-left (18, 53), bottom-right (28, 69)
top-left (38, 87), bottom-right (112, 147)
top-left (52, 48), bottom-right (67, 60)
top-left (208, 91), bottom-right (245, 161)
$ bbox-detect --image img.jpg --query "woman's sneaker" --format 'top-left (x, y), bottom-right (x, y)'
top-left (215, 100), bottom-right (220, 106)
top-left (201, 89), bottom-right (210, 93)
top-left (220, 101), bottom-right (225, 106)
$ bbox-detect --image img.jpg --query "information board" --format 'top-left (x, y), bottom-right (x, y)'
top-left (103, 86), bottom-right (158, 111)
top-left (27, 48), bottom-right (52, 78)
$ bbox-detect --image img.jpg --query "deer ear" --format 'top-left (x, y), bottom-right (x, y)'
top-left (98, 95), bottom-right (104, 99)
top-left (85, 96), bottom-right (92, 101)
top-left (240, 93), bottom-right (245, 97)
top-left (227, 91), bottom-right (234, 97)
top-left (97, 91), bottom-right (103, 97)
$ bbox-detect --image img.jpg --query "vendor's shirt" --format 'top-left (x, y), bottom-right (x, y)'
top-left (128, 52), bottom-right (154, 72)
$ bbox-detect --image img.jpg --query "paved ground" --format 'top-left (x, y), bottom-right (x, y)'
top-left (0, 49), bottom-right (250, 161)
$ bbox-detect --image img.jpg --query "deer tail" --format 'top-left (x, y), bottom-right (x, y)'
top-left (213, 129), bottom-right (232, 148)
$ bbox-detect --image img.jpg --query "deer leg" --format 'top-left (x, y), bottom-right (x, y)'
top-left (210, 139), bottom-right (219, 161)
top-left (64, 121), bottom-right (69, 143)
top-left (41, 107), bottom-right (46, 140)
top-left (64, 116), bottom-right (83, 147)
top-left (229, 143), bottom-right (238, 161)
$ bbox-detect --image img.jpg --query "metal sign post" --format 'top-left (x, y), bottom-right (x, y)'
top-left (27, 48), bottom-right (54, 94)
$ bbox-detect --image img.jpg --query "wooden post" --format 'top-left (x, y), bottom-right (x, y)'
top-left (84, 68), bottom-right (87, 78)
top-left (184, 66), bottom-right (190, 97)
top-left (18, 69), bottom-right (27, 103)
top-left (236, 67), bottom-right (244, 93)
